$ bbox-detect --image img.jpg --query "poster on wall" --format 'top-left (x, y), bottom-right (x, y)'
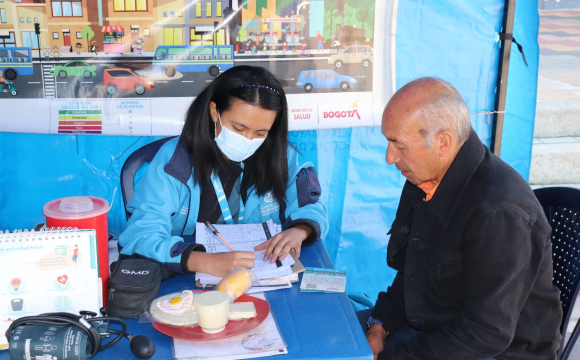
top-left (0, 0), bottom-right (396, 135)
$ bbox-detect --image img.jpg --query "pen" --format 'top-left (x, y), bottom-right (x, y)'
top-left (261, 222), bottom-right (283, 267)
top-left (204, 221), bottom-right (236, 252)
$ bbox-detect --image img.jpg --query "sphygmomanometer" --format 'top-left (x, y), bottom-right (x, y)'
top-left (5, 309), bottom-right (155, 360)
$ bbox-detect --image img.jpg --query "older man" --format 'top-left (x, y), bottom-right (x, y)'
top-left (364, 77), bottom-right (562, 359)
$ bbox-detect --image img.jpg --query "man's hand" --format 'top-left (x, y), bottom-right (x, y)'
top-left (366, 324), bottom-right (387, 360)
top-left (254, 224), bottom-right (313, 263)
top-left (188, 251), bottom-right (255, 277)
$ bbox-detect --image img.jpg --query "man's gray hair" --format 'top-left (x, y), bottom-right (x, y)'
top-left (399, 77), bottom-right (472, 148)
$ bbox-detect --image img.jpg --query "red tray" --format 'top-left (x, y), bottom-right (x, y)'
top-left (152, 293), bottom-right (269, 340)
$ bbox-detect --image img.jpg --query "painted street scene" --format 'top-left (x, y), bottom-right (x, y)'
top-left (0, 0), bottom-right (376, 99)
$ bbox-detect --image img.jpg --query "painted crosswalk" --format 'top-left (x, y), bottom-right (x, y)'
top-left (41, 64), bottom-right (57, 99)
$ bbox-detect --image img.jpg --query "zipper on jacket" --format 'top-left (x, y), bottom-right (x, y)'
top-left (181, 187), bottom-right (192, 235)
top-left (109, 288), bottom-right (115, 300)
top-left (163, 170), bottom-right (192, 236)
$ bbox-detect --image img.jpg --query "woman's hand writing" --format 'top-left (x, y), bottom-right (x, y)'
top-left (254, 224), bottom-right (313, 263)
top-left (187, 251), bottom-right (255, 277)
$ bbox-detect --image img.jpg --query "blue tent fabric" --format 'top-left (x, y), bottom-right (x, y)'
top-left (0, 0), bottom-right (539, 305)
top-left (499, 0), bottom-right (540, 180)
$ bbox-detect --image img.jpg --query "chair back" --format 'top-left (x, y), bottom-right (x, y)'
top-left (120, 136), bottom-right (176, 220)
top-left (534, 186), bottom-right (580, 360)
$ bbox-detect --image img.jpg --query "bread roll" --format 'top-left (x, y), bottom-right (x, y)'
top-left (216, 267), bottom-right (256, 301)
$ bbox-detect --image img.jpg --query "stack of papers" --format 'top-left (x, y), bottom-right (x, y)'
top-left (195, 220), bottom-right (295, 285)
top-left (245, 274), bottom-right (297, 294)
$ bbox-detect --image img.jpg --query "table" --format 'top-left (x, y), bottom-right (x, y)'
top-left (1, 241), bottom-right (372, 359)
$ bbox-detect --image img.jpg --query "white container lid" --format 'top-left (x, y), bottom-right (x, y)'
top-left (59, 196), bottom-right (94, 213)
top-left (43, 196), bottom-right (109, 220)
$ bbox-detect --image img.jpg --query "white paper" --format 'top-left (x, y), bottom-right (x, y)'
top-left (173, 293), bottom-right (287, 359)
top-left (0, 229), bottom-right (101, 347)
top-left (246, 278), bottom-right (292, 294)
top-left (195, 220), bottom-right (294, 282)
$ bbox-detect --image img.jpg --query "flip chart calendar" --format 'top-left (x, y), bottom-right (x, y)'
top-left (0, 229), bottom-right (101, 348)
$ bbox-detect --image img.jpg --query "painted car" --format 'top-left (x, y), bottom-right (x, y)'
top-left (103, 68), bottom-right (155, 96)
top-left (50, 60), bottom-right (96, 78)
top-left (327, 45), bottom-right (373, 68)
top-left (296, 69), bottom-right (357, 92)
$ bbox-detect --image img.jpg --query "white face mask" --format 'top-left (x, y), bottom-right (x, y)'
top-left (214, 113), bottom-right (267, 162)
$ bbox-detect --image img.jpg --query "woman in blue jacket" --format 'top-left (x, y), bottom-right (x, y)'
top-left (119, 65), bottom-right (328, 278)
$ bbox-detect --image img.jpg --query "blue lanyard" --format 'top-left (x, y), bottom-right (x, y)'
top-left (210, 164), bottom-right (245, 225)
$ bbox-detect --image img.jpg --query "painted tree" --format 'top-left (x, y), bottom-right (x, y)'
top-left (80, 26), bottom-right (95, 50)
top-left (355, 1), bottom-right (375, 38)
top-left (335, 0), bottom-right (374, 40)
top-left (276, 0), bottom-right (298, 13)
top-left (325, 0), bottom-right (345, 39)
top-left (237, 26), bottom-right (247, 43)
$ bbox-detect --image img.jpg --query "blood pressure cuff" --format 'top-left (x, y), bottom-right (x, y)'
top-left (9, 323), bottom-right (91, 360)
top-left (108, 259), bottom-right (161, 318)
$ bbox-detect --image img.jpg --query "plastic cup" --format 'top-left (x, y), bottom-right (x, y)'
top-left (194, 291), bottom-right (230, 334)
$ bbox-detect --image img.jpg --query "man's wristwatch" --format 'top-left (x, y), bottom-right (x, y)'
top-left (366, 316), bottom-right (389, 339)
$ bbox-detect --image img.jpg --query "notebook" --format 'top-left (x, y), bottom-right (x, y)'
top-left (0, 228), bottom-right (101, 348)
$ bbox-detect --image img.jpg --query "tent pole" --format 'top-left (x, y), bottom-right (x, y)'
top-left (491, 0), bottom-right (518, 156)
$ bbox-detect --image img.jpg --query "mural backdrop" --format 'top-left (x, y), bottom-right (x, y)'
top-left (0, 0), bottom-right (391, 134)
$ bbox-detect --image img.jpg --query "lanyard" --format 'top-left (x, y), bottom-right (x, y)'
top-left (210, 164), bottom-right (245, 225)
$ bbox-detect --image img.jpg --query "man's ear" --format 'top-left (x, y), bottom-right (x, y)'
top-left (436, 130), bottom-right (454, 158)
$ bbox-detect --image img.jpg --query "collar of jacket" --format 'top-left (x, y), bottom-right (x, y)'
top-left (408, 130), bottom-right (486, 226)
top-left (163, 136), bottom-right (195, 185)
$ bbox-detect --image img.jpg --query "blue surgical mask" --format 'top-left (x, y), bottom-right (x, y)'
top-left (214, 113), bottom-right (267, 162)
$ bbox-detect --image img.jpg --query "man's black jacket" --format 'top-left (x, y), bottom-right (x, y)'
top-left (372, 131), bottom-right (562, 359)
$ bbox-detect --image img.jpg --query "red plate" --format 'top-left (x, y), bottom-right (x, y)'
top-left (152, 293), bottom-right (270, 340)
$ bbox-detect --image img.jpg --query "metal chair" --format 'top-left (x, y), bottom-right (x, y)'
top-left (120, 136), bottom-right (176, 220)
top-left (534, 186), bottom-right (580, 360)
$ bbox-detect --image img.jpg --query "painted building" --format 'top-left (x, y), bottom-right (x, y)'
top-left (0, 0), bottom-right (237, 54)
top-left (152, 0), bottom-right (234, 47)
top-left (154, 0), bottom-right (185, 47)
top-left (183, 0), bottom-right (232, 46)
top-left (0, 0), bottom-right (48, 50)
top-left (101, 0), bottom-right (155, 53)
top-left (241, 0), bottom-right (304, 45)
top-left (46, 0), bottom-right (94, 53)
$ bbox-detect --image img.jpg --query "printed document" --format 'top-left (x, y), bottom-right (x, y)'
top-left (195, 220), bottom-right (294, 283)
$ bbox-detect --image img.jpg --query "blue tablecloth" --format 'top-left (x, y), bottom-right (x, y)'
top-left (2, 241), bottom-right (372, 359)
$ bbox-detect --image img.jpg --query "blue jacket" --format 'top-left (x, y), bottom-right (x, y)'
top-left (119, 136), bottom-right (328, 274)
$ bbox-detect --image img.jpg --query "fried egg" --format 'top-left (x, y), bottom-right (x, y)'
top-left (150, 291), bottom-right (200, 327)
top-left (156, 290), bottom-right (194, 314)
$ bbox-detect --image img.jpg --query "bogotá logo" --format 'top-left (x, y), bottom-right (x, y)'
top-left (323, 101), bottom-right (361, 120)
top-left (264, 191), bottom-right (275, 203)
